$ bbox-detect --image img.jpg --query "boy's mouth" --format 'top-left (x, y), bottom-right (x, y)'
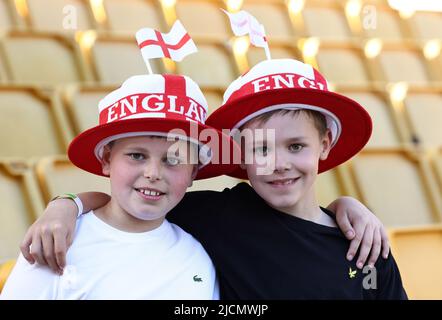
top-left (134, 187), bottom-right (165, 198)
top-left (267, 178), bottom-right (299, 186)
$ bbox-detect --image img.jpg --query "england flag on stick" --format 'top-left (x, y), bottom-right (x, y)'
top-left (136, 20), bottom-right (197, 73)
top-left (222, 9), bottom-right (271, 60)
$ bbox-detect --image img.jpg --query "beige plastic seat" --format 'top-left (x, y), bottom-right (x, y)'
top-left (389, 225), bottom-right (442, 299)
top-left (242, 2), bottom-right (295, 41)
top-left (103, 0), bottom-right (164, 35)
top-left (63, 85), bottom-right (115, 134)
top-left (0, 0), bottom-right (13, 31)
top-left (407, 12), bottom-right (442, 40)
top-left (378, 50), bottom-right (430, 85)
top-left (363, 9), bottom-right (404, 41)
top-left (351, 151), bottom-right (440, 227)
top-left (203, 89), bottom-right (223, 115)
top-left (434, 152), bottom-right (442, 193)
top-left (0, 259), bottom-right (16, 293)
top-left (0, 161), bottom-right (43, 261)
top-left (315, 169), bottom-right (346, 207)
top-left (26, 0), bottom-right (95, 33)
top-left (91, 36), bottom-right (163, 85)
top-left (0, 86), bottom-right (70, 159)
top-left (343, 91), bottom-right (401, 148)
top-left (176, 0), bottom-right (229, 39)
top-left (2, 33), bottom-right (86, 85)
top-left (316, 48), bottom-right (369, 85)
top-left (177, 43), bottom-right (237, 88)
top-left (36, 155), bottom-right (110, 203)
top-left (302, 6), bottom-right (351, 41)
top-left (247, 45), bottom-right (297, 69)
top-left (187, 176), bottom-right (242, 193)
top-left (404, 93), bottom-right (442, 148)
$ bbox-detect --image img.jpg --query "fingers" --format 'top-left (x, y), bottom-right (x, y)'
top-left (53, 226), bottom-right (68, 273)
top-left (356, 224), bottom-right (374, 269)
top-left (367, 227), bottom-right (382, 267)
top-left (20, 228), bottom-right (35, 264)
top-left (335, 210), bottom-right (355, 240)
top-left (41, 228), bottom-right (62, 274)
top-left (346, 215), bottom-right (367, 262)
top-left (380, 226), bottom-right (390, 259)
top-left (30, 233), bottom-right (47, 266)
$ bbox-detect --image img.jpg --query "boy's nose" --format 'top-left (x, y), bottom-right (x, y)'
top-left (274, 153), bottom-right (292, 173)
top-left (143, 161), bottom-right (162, 181)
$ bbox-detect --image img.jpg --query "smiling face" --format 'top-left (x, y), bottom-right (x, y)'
top-left (241, 110), bottom-right (332, 215)
top-left (101, 136), bottom-right (198, 228)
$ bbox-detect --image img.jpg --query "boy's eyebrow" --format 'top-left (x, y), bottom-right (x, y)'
top-left (251, 136), bottom-right (308, 145)
top-left (124, 146), bottom-right (150, 152)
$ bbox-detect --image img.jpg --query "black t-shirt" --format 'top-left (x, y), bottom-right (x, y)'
top-left (168, 182), bottom-right (407, 300)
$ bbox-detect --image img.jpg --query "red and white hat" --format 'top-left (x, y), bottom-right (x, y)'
top-left (207, 59), bottom-right (372, 179)
top-left (68, 74), bottom-right (240, 180)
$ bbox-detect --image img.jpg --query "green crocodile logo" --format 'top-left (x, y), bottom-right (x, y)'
top-left (193, 275), bottom-right (203, 282)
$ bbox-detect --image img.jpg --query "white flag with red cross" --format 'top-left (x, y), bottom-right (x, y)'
top-left (135, 20), bottom-right (197, 64)
top-left (222, 9), bottom-right (271, 59)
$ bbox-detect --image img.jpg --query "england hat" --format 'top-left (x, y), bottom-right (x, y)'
top-left (207, 59), bottom-right (372, 179)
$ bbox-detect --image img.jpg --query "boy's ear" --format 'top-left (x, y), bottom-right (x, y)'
top-left (189, 165), bottom-right (198, 187)
top-left (101, 145), bottom-right (112, 176)
top-left (319, 129), bottom-right (333, 161)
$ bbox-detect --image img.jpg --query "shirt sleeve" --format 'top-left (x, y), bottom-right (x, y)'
top-left (0, 254), bottom-right (59, 300)
top-left (374, 251), bottom-right (408, 300)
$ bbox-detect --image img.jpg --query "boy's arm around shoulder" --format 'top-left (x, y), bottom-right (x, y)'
top-left (20, 192), bottom-right (110, 274)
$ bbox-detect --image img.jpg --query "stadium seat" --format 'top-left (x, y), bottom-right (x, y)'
top-left (0, 259), bottom-right (16, 293)
top-left (404, 93), bottom-right (442, 148)
top-left (177, 42), bottom-right (237, 88)
top-left (26, 0), bottom-right (95, 33)
top-left (316, 47), bottom-right (370, 85)
top-left (302, 6), bottom-right (351, 41)
top-left (203, 89), bottom-right (223, 115)
top-left (315, 168), bottom-right (346, 207)
top-left (434, 152), bottom-right (442, 195)
top-left (377, 48), bottom-right (430, 85)
top-left (2, 32), bottom-right (87, 85)
top-left (0, 0), bottom-right (13, 31)
top-left (350, 150), bottom-right (441, 227)
top-left (247, 45), bottom-right (298, 69)
top-left (175, 0), bottom-right (230, 39)
top-left (0, 161), bottom-right (43, 261)
top-left (0, 86), bottom-right (71, 159)
top-left (242, 1), bottom-right (295, 41)
top-left (342, 90), bottom-right (402, 148)
top-left (90, 36), bottom-right (163, 85)
top-left (187, 175), bottom-right (242, 193)
top-left (103, 0), bottom-right (165, 35)
top-left (362, 8), bottom-right (405, 41)
top-left (35, 155), bottom-right (110, 203)
top-left (63, 85), bottom-right (115, 134)
top-left (406, 12), bottom-right (442, 40)
top-left (389, 225), bottom-right (442, 299)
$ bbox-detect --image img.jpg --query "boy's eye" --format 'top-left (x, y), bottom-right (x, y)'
top-left (289, 144), bottom-right (303, 152)
top-left (254, 146), bottom-right (268, 156)
top-left (165, 157), bottom-right (181, 166)
top-left (128, 153), bottom-right (145, 161)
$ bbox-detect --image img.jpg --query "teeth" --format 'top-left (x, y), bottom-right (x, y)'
top-left (138, 189), bottom-right (161, 196)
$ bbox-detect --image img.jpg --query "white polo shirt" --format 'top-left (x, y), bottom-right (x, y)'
top-left (1, 211), bottom-right (219, 300)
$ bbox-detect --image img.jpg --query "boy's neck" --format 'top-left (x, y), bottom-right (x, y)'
top-left (267, 190), bottom-right (337, 227)
top-left (94, 200), bottom-right (165, 233)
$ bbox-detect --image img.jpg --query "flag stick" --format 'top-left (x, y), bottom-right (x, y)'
top-left (264, 44), bottom-right (272, 60)
top-left (144, 58), bottom-right (154, 75)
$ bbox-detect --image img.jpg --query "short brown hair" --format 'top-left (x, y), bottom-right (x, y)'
top-left (241, 109), bottom-right (327, 138)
